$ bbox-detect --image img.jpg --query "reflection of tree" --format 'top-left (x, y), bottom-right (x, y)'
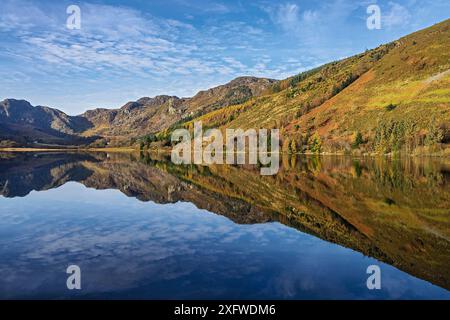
top-left (0, 152), bottom-right (449, 290)
top-left (352, 160), bottom-right (362, 178)
top-left (370, 157), bottom-right (446, 192)
top-left (143, 154), bottom-right (449, 290)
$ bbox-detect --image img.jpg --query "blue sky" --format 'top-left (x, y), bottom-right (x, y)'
top-left (0, 0), bottom-right (449, 115)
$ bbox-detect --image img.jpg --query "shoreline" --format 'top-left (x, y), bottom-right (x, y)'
top-left (0, 147), bottom-right (448, 157)
top-left (0, 147), bottom-right (137, 152)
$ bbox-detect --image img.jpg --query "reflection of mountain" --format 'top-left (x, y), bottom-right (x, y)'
top-left (0, 152), bottom-right (271, 224)
top-left (0, 152), bottom-right (449, 290)
top-left (0, 152), bottom-right (97, 197)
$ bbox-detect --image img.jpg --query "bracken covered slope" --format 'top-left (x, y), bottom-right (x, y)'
top-left (1, 19), bottom-right (449, 152)
top-left (176, 19), bottom-right (450, 154)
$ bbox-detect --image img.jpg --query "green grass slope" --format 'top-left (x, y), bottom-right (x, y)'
top-left (162, 19), bottom-right (450, 155)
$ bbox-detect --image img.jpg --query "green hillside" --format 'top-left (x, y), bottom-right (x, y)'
top-left (158, 19), bottom-right (450, 156)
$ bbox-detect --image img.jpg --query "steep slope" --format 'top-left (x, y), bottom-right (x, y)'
top-left (0, 76), bottom-right (275, 147)
top-left (0, 99), bottom-right (95, 146)
top-left (177, 19), bottom-right (450, 154)
top-left (286, 18), bottom-right (450, 152)
top-left (81, 95), bottom-right (184, 138)
top-left (1, 19), bottom-right (449, 152)
top-left (186, 76), bottom-right (276, 114)
top-left (80, 76), bottom-right (276, 141)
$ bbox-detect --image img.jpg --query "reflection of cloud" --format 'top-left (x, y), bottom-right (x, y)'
top-left (0, 184), bottom-right (282, 298)
top-left (0, 181), bottom-right (449, 299)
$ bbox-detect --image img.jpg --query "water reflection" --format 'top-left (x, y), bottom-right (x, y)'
top-left (0, 152), bottom-right (449, 299)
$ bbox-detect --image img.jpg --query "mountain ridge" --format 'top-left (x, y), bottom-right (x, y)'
top-left (1, 19), bottom-right (449, 153)
top-left (0, 76), bottom-right (276, 147)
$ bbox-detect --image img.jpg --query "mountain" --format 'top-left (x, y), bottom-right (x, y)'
top-left (1, 19), bottom-right (449, 152)
top-left (181, 19), bottom-right (450, 154)
top-left (0, 99), bottom-right (95, 147)
top-left (81, 76), bottom-right (276, 139)
top-left (0, 76), bottom-right (276, 147)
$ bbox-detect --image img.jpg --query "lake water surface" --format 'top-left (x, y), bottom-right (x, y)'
top-left (0, 152), bottom-right (449, 299)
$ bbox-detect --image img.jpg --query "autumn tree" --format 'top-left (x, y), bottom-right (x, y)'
top-left (425, 116), bottom-right (444, 147)
top-left (309, 133), bottom-right (322, 154)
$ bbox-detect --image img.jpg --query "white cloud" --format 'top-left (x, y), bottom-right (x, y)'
top-left (271, 3), bottom-right (302, 32)
top-left (0, 0), bottom-right (56, 31)
top-left (1, 7), bottom-right (204, 80)
top-left (175, 0), bottom-right (231, 14)
top-left (0, 0), bottom-right (285, 83)
top-left (4, 0), bottom-right (420, 113)
top-left (0, 1), bottom-right (327, 86)
top-left (383, 2), bottom-right (412, 29)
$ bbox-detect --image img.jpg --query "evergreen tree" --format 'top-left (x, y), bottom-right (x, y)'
top-left (352, 132), bottom-right (363, 149)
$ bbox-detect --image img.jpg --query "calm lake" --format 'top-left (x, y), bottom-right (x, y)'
top-left (0, 152), bottom-right (449, 299)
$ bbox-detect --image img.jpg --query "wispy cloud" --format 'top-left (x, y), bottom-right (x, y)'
top-left (1, 0), bottom-right (449, 113)
top-left (383, 2), bottom-right (412, 29)
top-left (271, 3), bottom-right (302, 32)
top-left (0, 1), bottom-right (297, 82)
top-left (0, 1), bottom-right (217, 77)
top-left (174, 0), bottom-right (232, 14)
